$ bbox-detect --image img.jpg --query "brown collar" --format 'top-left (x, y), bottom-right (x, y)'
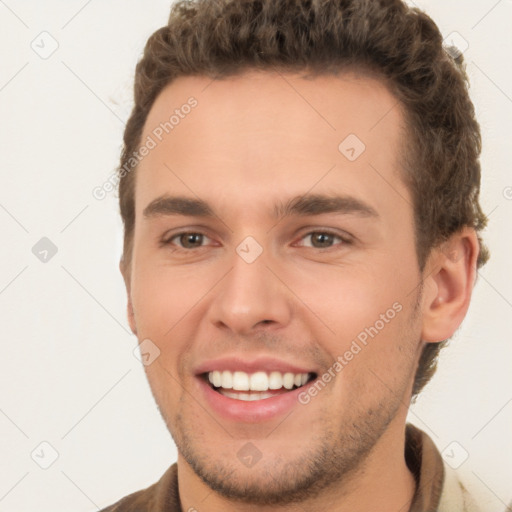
top-left (405, 423), bottom-right (445, 511)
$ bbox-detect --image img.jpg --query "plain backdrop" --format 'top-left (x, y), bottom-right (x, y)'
top-left (0, 1), bottom-right (511, 510)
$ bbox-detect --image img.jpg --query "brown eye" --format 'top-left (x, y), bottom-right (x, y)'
top-left (309, 233), bottom-right (336, 248)
top-left (177, 233), bottom-right (205, 249)
top-left (301, 231), bottom-right (344, 249)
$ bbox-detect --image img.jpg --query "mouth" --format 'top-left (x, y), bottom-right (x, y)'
top-left (202, 370), bottom-right (317, 401)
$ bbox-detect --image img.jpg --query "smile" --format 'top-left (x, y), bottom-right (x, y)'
top-left (205, 370), bottom-right (316, 401)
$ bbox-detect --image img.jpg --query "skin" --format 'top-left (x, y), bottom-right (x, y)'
top-left (120, 70), bottom-right (479, 511)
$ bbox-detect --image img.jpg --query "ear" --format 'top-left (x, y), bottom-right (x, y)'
top-left (119, 259), bottom-right (137, 336)
top-left (421, 227), bottom-right (479, 343)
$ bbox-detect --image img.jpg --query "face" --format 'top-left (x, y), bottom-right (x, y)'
top-left (124, 71), bottom-right (425, 505)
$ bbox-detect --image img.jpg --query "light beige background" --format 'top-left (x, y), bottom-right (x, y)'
top-left (0, 0), bottom-right (511, 510)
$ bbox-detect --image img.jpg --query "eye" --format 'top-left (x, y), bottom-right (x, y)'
top-left (163, 232), bottom-right (212, 250)
top-left (161, 229), bottom-right (351, 252)
top-left (297, 231), bottom-right (349, 249)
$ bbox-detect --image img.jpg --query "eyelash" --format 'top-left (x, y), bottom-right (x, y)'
top-left (161, 230), bottom-right (352, 251)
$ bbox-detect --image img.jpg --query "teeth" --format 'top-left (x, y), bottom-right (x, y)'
top-left (233, 371), bottom-right (250, 391)
top-left (268, 371), bottom-right (283, 390)
top-left (283, 372), bottom-right (295, 390)
top-left (220, 390), bottom-right (275, 401)
top-left (212, 371), bottom-right (222, 388)
top-left (221, 370), bottom-right (233, 389)
top-left (250, 372), bottom-right (268, 391)
top-left (207, 370), bottom-right (311, 392)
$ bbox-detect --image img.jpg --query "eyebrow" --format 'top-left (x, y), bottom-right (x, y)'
top-left (142, 193), bottom-right (379, 220)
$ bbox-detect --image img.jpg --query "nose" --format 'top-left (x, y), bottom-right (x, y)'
top-left (207, 246), bottom-right (293, 336)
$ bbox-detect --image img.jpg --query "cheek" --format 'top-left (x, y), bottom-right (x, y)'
top-left (129, 261), bottom-right (218, 395)
top-left (130, 261), bottom-right (211, 338)
top-left (334, 300), bottom-right (420, 405)
top-left (282, 257), bottom-right (411, 341)
top-left (288, 257), bottom-right (420, 385)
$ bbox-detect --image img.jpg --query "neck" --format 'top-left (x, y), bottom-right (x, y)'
top-left (177, 419), bottom-right (417, 512)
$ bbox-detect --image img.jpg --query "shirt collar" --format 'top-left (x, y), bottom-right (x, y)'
top-left (405, 423), bottom-right (445, 511)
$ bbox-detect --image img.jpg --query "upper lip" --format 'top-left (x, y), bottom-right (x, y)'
top-left (194, 356), bottom-right (318, 376)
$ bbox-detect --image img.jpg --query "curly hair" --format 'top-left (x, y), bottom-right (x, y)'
top-left (118, 0), bottom-right (489, 398)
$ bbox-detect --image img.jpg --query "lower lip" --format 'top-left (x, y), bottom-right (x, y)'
top-left (197, 376), bottom-right (311, 423)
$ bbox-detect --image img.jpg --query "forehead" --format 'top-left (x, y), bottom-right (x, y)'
top-left (135, 70), bottom-right (409, 219)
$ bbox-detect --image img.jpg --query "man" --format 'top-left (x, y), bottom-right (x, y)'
top-left (103, 0), bottom-right (492, 510)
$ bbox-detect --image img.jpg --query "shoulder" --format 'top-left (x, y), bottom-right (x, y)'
top-left (99, 463), bottom-right (180, 512)
top-left (438, 462), bottom-right (480, 512)
top-left (438, 462), bottom-right (511, 512)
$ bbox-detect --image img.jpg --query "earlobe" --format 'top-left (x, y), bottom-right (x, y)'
top-left (420, 228), bottom-right (479, 343)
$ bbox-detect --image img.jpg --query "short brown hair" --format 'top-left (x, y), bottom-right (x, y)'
top-left (118, 0), bottom-right (489, 397)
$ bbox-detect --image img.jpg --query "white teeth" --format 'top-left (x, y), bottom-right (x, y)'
top-left (268, 371), bottom-right (283, 390)
top-left (207, 370), bottom-right (311, 393)
top-left (232, 371), bottom-right (250, 391)
top-left (212, 370), bottom-right (222, 388)
top-left (220, 390), bottom-right (275, 401)
top-left (221, 370), bottom-right (233, 389)
top-left (250, 372), bottom-right (269, 391)
top-left (283, 372), bottom-right (295, 390)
